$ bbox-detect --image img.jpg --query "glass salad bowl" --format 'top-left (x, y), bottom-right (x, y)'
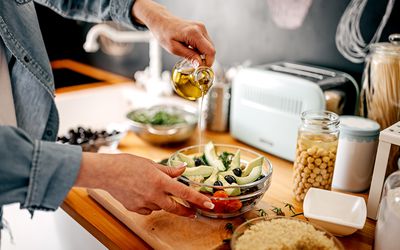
top-left (168, 143), bottom-right (273, 218)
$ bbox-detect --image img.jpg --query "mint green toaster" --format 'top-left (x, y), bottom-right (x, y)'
top-left (230, 62), bottom-right (358, 161)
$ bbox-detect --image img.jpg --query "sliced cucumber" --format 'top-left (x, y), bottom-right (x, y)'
top-left (201, 168), bottom-right (219, 193)
top-left (229, 149), bottom-right (241, 169)
top-left (183, 165), bottom-right (214, 177)
top-left (236, 166), bottom-right (262, 185)
top-left (242, 156), bottom-right (264, 176)
top-left (218, 175), bottom-right (241, 196)
top-left (204, 142), bottom-right (225, 171)
top-left (177, 153), bottom-right (195, 167)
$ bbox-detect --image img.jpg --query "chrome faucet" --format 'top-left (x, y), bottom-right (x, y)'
top-left (83, 24), bottom-right (162, 81)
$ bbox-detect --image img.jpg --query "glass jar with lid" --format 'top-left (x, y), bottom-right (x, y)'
top-left (360, 34), bottom-right (400, 128)
top-left (292, 110), bottom-right (340, 202)
top-left (360, 33), bottom-right (400, 174)
top-left (171, 58), bottom-right (214, 101)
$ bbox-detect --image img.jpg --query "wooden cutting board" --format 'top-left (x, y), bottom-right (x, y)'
top-left (88, 189), bottom-right (254, 250)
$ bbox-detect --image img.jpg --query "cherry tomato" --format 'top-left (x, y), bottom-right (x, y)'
top-left (225, 199), bottom-right (243, 213)
top-left (212, 191), bottom-right (229, 213)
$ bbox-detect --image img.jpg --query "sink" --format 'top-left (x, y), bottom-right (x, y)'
top-left (55, 82), bottom-right (196, 135)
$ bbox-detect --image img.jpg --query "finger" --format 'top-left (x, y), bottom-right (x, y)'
top-left (137, 208), bottom-right (152, 215)
top-left (166, 180), bottom-right (214, 210)
top-left (189, 35), bottom-right (215, 67)
top-left (158, 196), bottom-right (196, 217)
top-left (156, 163), bottom-right (186, 178)
top-left (147, 203), bottom-right (162, 211)
top-left (169, 40), bottom-right (203, 66)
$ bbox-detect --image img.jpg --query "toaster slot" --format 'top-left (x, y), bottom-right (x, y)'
top-left (282, 62), bottom-right (337, 77)
top-left (269, 65), bottom-right (324, 81)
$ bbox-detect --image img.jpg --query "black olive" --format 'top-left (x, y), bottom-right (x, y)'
top-left (224, 175), bottom-right (237, 184)
top-left (194, 158), bottom-right (203, 166)
top-left (178, 176), bottom-right (190, 186)
top-left (213, 180), bottom-right (223, 186)
top-left (232, 168), bottom-right (242, 177)
top-left (255, 175), bottom-right (266, 181)
top-left (213, 180), bottom-right (224, 193)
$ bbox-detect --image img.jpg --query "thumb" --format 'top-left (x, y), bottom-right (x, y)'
top-left (156, 162), bottom-right (187, 178)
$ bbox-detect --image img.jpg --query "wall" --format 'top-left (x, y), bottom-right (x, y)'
top-left (37, 0), bottom-right (400, 85)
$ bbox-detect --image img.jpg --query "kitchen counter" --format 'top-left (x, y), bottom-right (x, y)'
top-left (54, 60), bottom-right (375, 249)
top-left (61, 132), bottom-right (376, 250)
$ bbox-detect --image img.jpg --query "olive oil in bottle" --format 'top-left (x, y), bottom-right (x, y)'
top-left (171, 58), bottom-right (214, 149)
top-left (171, 60), bottom-right (214, 101)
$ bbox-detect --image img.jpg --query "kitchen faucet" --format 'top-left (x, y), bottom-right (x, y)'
top-left (83, 24), bottom-right (168, 95)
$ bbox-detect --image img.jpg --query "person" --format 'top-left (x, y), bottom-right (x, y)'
top-left (0, 0), bottom-right (216, 234)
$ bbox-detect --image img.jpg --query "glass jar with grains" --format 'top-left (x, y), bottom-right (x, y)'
top-left (293, 111), bottom-right (340, 202)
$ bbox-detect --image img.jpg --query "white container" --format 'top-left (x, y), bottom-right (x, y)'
top-left (332, 116), bottom-right (380, 192)
top-left (303, 188), bottom-right (367, 236)
top-left (375, 171), bottom-right (400, 250)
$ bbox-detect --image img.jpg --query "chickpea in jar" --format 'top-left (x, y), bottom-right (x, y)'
top-left (292, 111), bottom-right (340, 202)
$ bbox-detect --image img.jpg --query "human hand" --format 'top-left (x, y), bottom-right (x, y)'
top-left (75, 153), bottom-right (214, 217)
top-left (132, 0), bottom-right (216, 67)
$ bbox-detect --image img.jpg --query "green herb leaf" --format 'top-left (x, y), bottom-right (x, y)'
top-left (271, 206), bottom-right (285, 216)
top-left (219, 151), bottom-right (234, 169)
top-left (225, 222), bottom-right (234, 233)
top-left (284, 203), bottom-right (296, 215)
top-left (257, 208), bottom-right (268, 217)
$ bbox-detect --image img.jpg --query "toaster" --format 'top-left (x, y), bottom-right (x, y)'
top-left (230, 62), bottom-right (359, 161)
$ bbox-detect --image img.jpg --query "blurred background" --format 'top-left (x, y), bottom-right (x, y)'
top-left (36, 0), bottom-right (400, 88)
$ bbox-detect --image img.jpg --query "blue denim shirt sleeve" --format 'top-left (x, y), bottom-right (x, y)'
top-left (35, 0), bottom-right (147, 30)
top-left (0, 126), bottom-right (82, 228)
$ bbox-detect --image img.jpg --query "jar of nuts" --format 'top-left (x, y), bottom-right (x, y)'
top-left (293, 110), bottom-right (340, 202)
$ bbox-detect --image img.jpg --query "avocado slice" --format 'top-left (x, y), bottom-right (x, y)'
top-left (170, 159), bottom-right (186, 167)
top-left (218, 175), bottom-right (241, 196)
top-left (242, 156), bottom-right (264, 176)
top-left (177, 153), bottom-right (195, 167)
top-left (182, 165), bottom-right (214, 177)
top-left (204, 142), bottom-right (225, 171)
top-left (229, 150), bottom-right (241, 169)
top-left (201, 168), bottom-right (219, 193)
top-left (236, 166), bottom-right (262, 185)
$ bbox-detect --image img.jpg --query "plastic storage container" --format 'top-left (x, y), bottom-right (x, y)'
top-left (332, 116), bottom-right (380, 192)
top-left (292, 110), bottom-right (340, 202)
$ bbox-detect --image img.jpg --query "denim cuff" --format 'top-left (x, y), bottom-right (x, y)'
top-left (22, 141), bottom-right (82, 215)
top-left (110, 0), bottom-right (147, 30)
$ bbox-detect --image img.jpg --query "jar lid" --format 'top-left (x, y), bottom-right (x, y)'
top-left (370, 34), bottom-right (400, 55)
top-left (339, 116), bottom-right (380, 137)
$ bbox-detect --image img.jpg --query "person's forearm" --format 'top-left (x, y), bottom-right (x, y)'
top-left (132, 0), bottom-right (172, 28)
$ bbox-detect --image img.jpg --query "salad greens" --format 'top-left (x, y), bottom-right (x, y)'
top-left (128, 110), bottom-right (186, 126)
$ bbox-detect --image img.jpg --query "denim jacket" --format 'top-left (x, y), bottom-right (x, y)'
top-left (0, 0), bottom-right (142, 229)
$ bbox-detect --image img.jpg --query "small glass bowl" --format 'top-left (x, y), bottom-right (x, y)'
top-left (231, 216), bottom-right (344, 250)
top-left (168, 144), bottom-right (273, 218)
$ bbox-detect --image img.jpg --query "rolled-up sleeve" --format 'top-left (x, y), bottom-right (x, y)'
top-left (35, 0), bottom-right (147, 30)
top-left (0, 126), bottom-right (82, 221)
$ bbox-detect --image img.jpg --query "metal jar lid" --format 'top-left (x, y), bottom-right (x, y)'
top-left (370, 34), bottom-right (400, 56)
top-left (339, 116), bottom-right (380, 138)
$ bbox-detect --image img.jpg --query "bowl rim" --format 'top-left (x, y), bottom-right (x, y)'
top-left (230, 216), bottom-right (345, 250)
top-left (303, 188), bottom-right (367, 229)
top-left (126, 105), bottom-right (198, 129)
top-left (168, 144), bottom-right (273, 189)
